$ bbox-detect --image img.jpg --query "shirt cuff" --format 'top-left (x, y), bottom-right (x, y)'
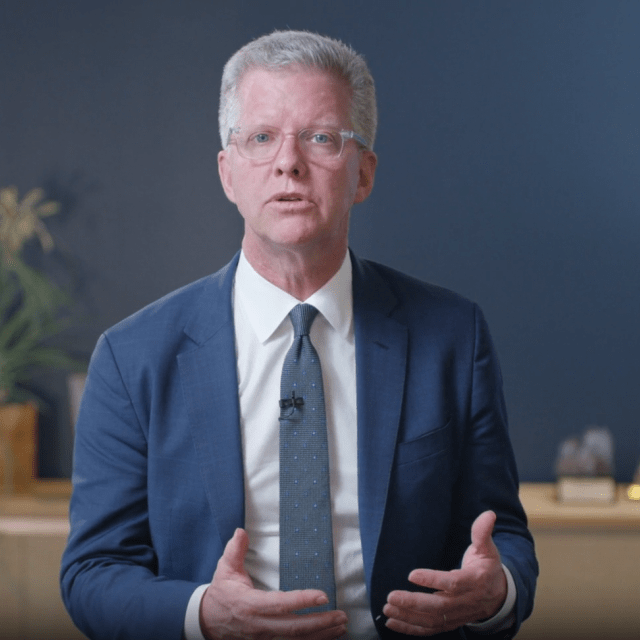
top-left (184, 584), bottom-right (210, 640)
top-left (464, 564), bottom-right (516, 634)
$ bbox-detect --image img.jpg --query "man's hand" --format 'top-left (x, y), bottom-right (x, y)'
top-left (199, 528), bottom-right (348, 640)
top-left (383, 511), bottom-right (507, 636)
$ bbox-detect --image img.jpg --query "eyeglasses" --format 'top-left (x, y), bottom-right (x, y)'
top-left (227, 126), bottom-right (368, 161)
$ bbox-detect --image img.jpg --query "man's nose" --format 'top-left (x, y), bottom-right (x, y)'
top-left (274, 134), bottom-right (307, 177)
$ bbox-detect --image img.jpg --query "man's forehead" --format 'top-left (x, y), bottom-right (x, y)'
top-left (239, 65), bottom-right (346, 90)
top-left (236, 66), bottom-right (351, 123)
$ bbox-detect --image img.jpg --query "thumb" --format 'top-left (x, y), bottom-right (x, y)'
top-left (218, 528), bottom-right (250, 577)
top-left (469, 510), bottom-right (498, 558)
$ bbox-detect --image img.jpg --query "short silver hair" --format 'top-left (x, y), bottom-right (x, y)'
top-left (219, 30), bottom-right (377, 150)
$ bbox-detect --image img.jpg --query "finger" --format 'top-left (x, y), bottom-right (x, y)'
top-left (245, 588), bottom-right (333, 616)
top-left (384, 615), bottom-right (440, 637)
top-left (385, 591), bottom-right (477, 634)
top-left (470, 510), bottom-right (497, 556)
top-left (387, 588), bottom-right (442, 611)
top-left (406, 568), bottom-right (466, 593)
top-left (295, 621), bottom-right (349, 640)
top-left (219, 527), bottom-right (250, 574)
top-left (384, 601), bottom-right (442, 628)
top-left (262, 609), bottom-right (348, 638)
top-left (386, 588), bottom-right (471, 620)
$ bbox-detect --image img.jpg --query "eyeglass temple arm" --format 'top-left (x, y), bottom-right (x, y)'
top-left (341, 130), bottom-right (369, 149)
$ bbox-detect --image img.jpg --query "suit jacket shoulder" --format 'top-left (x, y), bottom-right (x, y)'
top-left (351, 253), bottom-right (486, 361)
top-left (102, 253), bottom-right (239, 355)
top-left (354, 254), bottom-right (478, 314)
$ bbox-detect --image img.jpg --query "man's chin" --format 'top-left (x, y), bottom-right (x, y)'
top-left (260, 225), bottom-right (331, 252)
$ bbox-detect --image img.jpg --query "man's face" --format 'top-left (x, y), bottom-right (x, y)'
top-left (218, 67), bottom-right (376, 260)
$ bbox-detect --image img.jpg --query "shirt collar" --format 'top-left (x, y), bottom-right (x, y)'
top-left (234, 250), bottom-right (353, 344)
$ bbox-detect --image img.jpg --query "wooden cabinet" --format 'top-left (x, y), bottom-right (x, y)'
top-left (0, 485), bottom-right (86, 640)
top-left (1, 483), bottom-right (639, 639)
top-left (517, 483), bottom-right (640, 640)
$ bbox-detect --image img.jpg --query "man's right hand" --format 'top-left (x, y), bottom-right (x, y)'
top-left (199, 528), bottom-right (348, 640)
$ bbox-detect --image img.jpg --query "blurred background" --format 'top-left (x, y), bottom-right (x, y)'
top-left (1, 0), bottom-right (639, 482)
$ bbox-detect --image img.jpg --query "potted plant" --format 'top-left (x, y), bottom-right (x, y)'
top-left (0, 185), bottom-right (82, 493)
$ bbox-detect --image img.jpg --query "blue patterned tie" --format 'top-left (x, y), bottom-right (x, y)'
top-left (279, 304), bottom-right (336, 612)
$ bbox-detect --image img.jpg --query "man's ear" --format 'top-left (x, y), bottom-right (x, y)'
top-left (218, 149), bottom-right (237, 204)
top-left (353, 150), bottom-right (377, 204)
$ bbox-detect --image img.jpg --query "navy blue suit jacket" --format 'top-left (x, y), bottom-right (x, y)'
top-left (61, 252), bottom-right (537, 640)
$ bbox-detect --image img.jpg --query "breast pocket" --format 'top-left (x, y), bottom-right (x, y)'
top-left (395, 417), bottom-right (452, 467)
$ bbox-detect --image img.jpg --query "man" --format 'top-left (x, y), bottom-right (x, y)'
top-left (61, 31), bottom-right (537, 640)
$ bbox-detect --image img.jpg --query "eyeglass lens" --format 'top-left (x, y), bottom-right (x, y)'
top-left (234, 128), bottom-right (347, 160)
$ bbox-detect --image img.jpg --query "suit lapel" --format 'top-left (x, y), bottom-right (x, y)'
top-left (177, 254), bottom-right (245, 548)
top-left (351, 253), bottom-right (408, 589)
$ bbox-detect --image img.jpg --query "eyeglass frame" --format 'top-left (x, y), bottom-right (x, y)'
top-left (226, 126), bottom-right (369, 161)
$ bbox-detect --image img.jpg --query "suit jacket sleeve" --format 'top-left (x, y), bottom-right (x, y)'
top-left (60, 332), bottom-right (201, 640)
top-left (61, 258), bottom-right (242, 640)
top-left (456, 305), bottom-right (537, 637)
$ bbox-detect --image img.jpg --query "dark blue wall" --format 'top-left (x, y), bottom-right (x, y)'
top-left (1, 1), bottom-right (639, 482)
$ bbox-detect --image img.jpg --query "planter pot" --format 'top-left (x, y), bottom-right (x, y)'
top-left (0, 402), bottom-right (38, 494)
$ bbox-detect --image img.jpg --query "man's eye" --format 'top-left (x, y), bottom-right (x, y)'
top-left (311, 132), bottom-right (331, 144)
top-left (251, 132), bottom-right (272, 144)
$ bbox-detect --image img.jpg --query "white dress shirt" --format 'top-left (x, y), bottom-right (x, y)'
top-left (185, 251), bottom-right (373, 639)
top-left (184, 251), bottom-right (515, 639)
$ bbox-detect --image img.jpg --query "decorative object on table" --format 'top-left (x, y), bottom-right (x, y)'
top-left (0, 186), bottom-right (83, 494)
top-left (554, 425), bottom-right (616, 503)
top-left (628, 459), bottom-right (640, 501)
top-left (0, 402), bottom-right (37, 495)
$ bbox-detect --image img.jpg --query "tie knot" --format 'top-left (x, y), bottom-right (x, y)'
top-left (289, 304), bottom-right (319, 337)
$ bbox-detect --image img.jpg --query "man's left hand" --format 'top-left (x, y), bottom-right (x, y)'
top-left (383, 510), bottom-right (507, 636)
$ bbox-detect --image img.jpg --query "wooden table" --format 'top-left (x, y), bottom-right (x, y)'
top-left (517, 483), bottom-right (640, 640)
